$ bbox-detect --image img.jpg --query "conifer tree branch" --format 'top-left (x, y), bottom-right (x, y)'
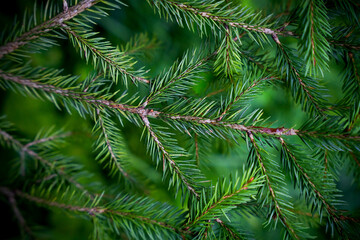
top-left (154, 0), bottom-right (293, 37)
top-left (274, 37), bottom-right (327, 115)
top-left (3, 70), bottom-right (360, 143)
top-left (0, 187), bottom-right (32, 236)
top-left (120, 33), bottom-right (159, 57)
top-left (183, 176), bottom-right (254, 228)
top-left (143, 52), bottom-right (213, 107)
top-left (96, 109), bottom-right (132, 179)
top-left (218, 76), bottom-right (273, 120)
top-left (64, 25), bottom-right (149, 84)
top-left (0, 129), bottom-right (92, 197)
top-left (141, 115), bottom-right (200, 198)
top-left (2, 187), bottom-right (184, 235)
top-left (0, 0), bottom-right (102, 59)
top-left (215, 218), bottom-right (243, 240)
top-left (247, 132), bottom-right (300, 239)
top-left (279, 137), bottom-right (343, 232)
top-left (297, 0), bottom-right (331, 76)
top-left (1, 0), bottom-right (360, 238)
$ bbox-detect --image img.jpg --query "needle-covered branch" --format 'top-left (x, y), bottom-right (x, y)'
top-left (0, 0), bottom-right (114, 58)
top-left (1, 0), bottom-right (360, 238)
top-left (183, 169), bottom-right (262, 233)
top-left (2, 69), bottom-right (359, 149)
top-left (2, 186), bottom-right (186, 239)
top-left (0, 127), bottom-right (91, 197)
top-left (247, 132), bottom-right (307, 240)
top-left (279, 138), bottom-right (349, 237)
top-left (141, 115), bottom-right (202, 198)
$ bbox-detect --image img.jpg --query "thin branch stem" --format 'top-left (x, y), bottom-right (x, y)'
top-left (20, 132), bottom-right (71, 176)
top-left (23, 132), bottom-right (71, 149)
top-left (194, 133), bottom-right (199, 166)
top-left (310, 0), bottom-right (317, 67)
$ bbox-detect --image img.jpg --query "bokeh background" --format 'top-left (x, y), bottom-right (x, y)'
top-left (0, 0), bottom-right (359, 239)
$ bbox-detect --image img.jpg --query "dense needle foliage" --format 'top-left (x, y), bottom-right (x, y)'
top-left (0, 0), bottom-right (359, 239)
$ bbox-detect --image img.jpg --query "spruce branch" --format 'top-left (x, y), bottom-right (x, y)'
top-left (279, 138), bottom-right (346, 235)
top-left (0, 0), bottom-right (103, 59)
top-left (297, 0), bottom-right (331, 76)
top-left (0, 187), bottom-right (32, 236)
top-left (143, 49), bottom-right (213, 107)
top-left (0, 129), bottom-right (92, 197)
top-left (64, 24), bottom-right (149, 84)
top-left (248, 134), bottom-right (299, 239)
top-left (120, 33), bottom-right (159, 58)
top-left (3, 187), bottom-right (185, 237)
top-left (217, 76), bottom-right (274, 120)
top-left (95, 109), bottom-right (133, 180)
top-left (141, 114), bottom-right (200, 198)
top-left (273, 40), bottom-right (326, 115)
top-left (214, 26), bottom-right (242, 78)
top-left (149, 0), bottom-right (293, 38)
top-left (3, 69), bottom-right (360, 161)
top-left (343, 51), bottom-right (360, 126)
top-left (183, 173), bottom-right (258, 229)
top-left (1, 1), bottom-right (360, 237)
top-left (3, 70), bottom-right (360, 146)
top-left (215, 218), bottom-right (244, 240)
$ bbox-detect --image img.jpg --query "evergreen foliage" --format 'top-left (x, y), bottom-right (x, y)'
top-left (0, 0), bottom-right (359, 239)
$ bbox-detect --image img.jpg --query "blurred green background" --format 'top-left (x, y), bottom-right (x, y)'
top-left (0, 0), bottom-right (359, 239)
